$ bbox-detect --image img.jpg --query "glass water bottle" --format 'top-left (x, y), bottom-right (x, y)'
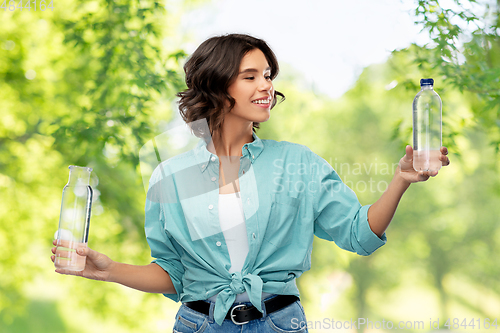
top-left (412, 78), bottom-right (442, 172)
top-left (54, 165), bottom-right (93, 271)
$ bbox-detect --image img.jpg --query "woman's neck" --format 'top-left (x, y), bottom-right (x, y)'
top-left (209, 120), bottom-right (254, 157)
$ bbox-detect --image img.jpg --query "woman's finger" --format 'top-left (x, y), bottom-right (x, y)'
top-left (59, 249), bottom-right (86, 259)
top-left (440, 155), bottom-right (450, 166)
top-left (424, 170), bottom-right (438, 177)
top-left (54, 239), bottom-right (79, 249)
top-left (403, 145), bottom-right (413, 163)
top-left (55, 249), bottom-right (75, 259)
top-left (55, 268), bottom-right (82, 276)
top-left (418, 171), bottom-right (430, 181)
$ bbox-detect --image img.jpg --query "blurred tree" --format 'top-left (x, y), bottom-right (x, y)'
top-left (384, 4), bottom-right (500, 324)
top-left (0, 0), bottom-right (192, 331)
top-left (395, 0), bottom-right (500, 154)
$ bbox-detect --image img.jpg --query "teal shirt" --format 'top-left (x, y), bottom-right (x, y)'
top-left (144, 132), bottom-right (387, 325)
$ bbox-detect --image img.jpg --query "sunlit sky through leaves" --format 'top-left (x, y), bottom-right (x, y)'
top-left (179, 0), bottom-right (432, 98)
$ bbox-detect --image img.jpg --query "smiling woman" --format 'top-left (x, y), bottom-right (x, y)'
top-left (176, 34), bottom-right (285, 148)
top-left (51, 33), bottom-right (450, 333)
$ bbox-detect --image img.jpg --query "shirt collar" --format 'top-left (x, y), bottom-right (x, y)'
top-left (194, 131), bottom-right (265, 173)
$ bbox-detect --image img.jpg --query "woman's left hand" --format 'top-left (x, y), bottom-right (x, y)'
top-left (397, 145), bottom-right (450, 184)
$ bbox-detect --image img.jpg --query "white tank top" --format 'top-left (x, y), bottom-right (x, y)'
top-left (208, 192), bottom-right (273, 303)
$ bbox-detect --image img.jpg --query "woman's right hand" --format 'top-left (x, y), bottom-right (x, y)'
top-left (51, 239), bottom-right (115, 282)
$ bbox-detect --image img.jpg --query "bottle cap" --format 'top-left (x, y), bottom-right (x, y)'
top-left (420, 78), bottom-right (434, 86)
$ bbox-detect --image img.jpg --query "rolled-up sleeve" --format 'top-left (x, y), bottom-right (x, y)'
top-left (144, 167), bottom-right (185, 302)
top-left (310, 152), bottom-right (387, 256)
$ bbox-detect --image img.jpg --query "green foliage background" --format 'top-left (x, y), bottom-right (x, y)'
top-left (1, 0), bottom-right (499, 332)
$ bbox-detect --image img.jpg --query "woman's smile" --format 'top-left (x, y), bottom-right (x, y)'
top-left (251, 96), bottom-right (272, 108)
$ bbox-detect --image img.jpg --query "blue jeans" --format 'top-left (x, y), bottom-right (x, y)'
top-left (172, 294), bottom-right (309, 332)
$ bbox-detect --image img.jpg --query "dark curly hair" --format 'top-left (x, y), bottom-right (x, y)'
top-left (176, 34), bottom-right (285, 141)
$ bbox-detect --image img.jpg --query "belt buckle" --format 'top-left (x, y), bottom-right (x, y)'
top-left (230, 304), bottom-right (249, 325)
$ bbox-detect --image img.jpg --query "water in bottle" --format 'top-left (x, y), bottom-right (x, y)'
top-left (55, 166), bottom-right (93, 271)
top-left (413, 78), bottom-right (442, 172)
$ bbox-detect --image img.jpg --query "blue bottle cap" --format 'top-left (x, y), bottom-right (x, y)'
top-left (420, 78), bottom-right (434, 86)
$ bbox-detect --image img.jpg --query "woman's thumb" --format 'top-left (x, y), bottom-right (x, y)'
top-left (404, 145), bottom-right (413, 162)
top-left (77, 246), bottom-right (96, 258)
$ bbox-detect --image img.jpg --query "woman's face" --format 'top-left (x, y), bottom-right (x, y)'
top-left (226, 48), bottom-right (274, 124)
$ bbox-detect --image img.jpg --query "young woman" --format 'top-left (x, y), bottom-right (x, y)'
top-left (52, 34), bottom-right (450, 332)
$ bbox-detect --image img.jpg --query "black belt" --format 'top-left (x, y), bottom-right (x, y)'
top-left (184, 294), bottom-right (299, 325)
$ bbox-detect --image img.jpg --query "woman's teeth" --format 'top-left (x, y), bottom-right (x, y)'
top-left (252, 99), bottom-right (270, 104)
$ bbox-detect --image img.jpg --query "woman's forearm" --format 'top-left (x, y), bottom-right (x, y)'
top-left (367, 171), bottom-right (410, 237)
top-left (108, 262), bottom-right (175, 294)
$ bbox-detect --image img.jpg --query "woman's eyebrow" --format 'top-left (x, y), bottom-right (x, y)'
top-left (239, 67), bottom-right (271, 74)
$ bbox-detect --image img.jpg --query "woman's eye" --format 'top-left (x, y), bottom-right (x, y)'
top-left (244, 75), bottom-right (272, 81)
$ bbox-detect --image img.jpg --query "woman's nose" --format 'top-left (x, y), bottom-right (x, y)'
top-left (259, 78), bottom-right (272, 91)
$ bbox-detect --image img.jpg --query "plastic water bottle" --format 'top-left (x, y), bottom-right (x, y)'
top-left (54, 166), bottom-right (93, 271)
top-left (412, 78), bottom-right (442, 172)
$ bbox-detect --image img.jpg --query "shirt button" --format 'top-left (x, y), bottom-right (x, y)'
top-left (211, 176), bottom-right (216, 181)
top-left (202, 164), bottom-right (205, 168)
top-left (211, 156), bottom-right (216, 162)
top-left (208, 204), bottom-right (213, 210)
top-left (252, 233), bottom-right (256, 239)
top-left (216, 241), bottom-right (221, 247)
top-left (252, 155), bottom-right (255, 159)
